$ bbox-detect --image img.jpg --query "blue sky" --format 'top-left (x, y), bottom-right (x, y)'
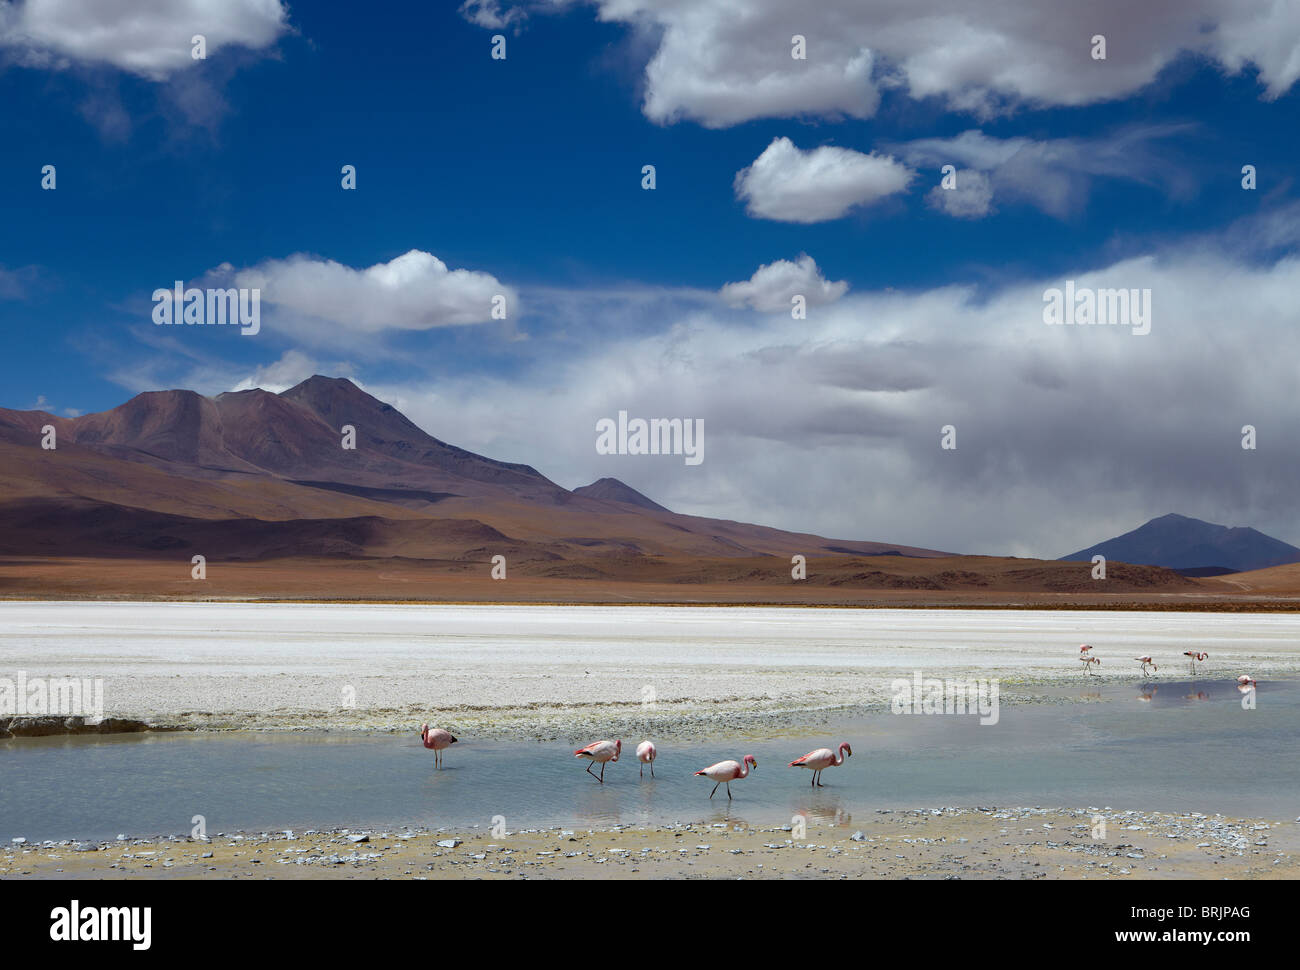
top-left (2, 0), bottom-right (1299, 555)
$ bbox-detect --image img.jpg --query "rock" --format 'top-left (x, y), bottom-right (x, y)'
top-left (348, 835), bottom-right (369, 844)
top-left (435, 839), bottom-right (461, 848)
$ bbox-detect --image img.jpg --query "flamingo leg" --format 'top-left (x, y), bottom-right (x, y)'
top-left (650, 762), bottom-right (654, 778)
top-left (599, 761), bottom-right (606, 783)
top-left (710, 782), bottom-right (719, 798)
top-left (726, 782), bottom-right (732, 800)
top-left (640, 763), bottom-right (644, 777)
top-left (585, 761), bottom-right (598, 779)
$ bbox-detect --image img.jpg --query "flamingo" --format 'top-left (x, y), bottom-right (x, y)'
top-left (574, 739), bottom-right (621, 782)
top-left (1237, 675), bottom-right (1257, 691)
top-left (788, 742), bottom-right (852, 787)
top-left (636, 740), bottom-right (657, 778)
top-left (694, 755), bottom-right (757, 799)
top-left (1134, 656), bottom-right (1158, 677)
top-left (420, 724), bottom-right (458, 768)
top-left (1184, 651), bottom-right (1208, 675)
top-left (1079, 644), bottom-right (1093, 655)
top-left (1081, 654), bottom-right (1102, 675)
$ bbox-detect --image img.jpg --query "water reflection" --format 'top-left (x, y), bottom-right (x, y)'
top-left (792, 794), bottom-right (852, 826)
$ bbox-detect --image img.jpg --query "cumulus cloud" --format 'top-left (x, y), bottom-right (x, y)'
top-left (228, 349), bottom-right (331, 394)
top-left (0, 0), bottom-right (289, 80)
top-left (499, 0), bottom-right (1300, 126)
top-left (228, 249), bottom-right (518, 336)
top-left (926, 169), bottom-right (994, 219)
top-left (734, 137), bottom-right (913, 223)
top-left (720, 255), bottom-right (848, 312)
top-left (900, 126), bottom-right (1196, 219)
top-left (459, 0), bottom-right (530, 30)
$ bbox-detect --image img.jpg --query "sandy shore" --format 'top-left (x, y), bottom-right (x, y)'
top-left (4, 806), bottom-right (1295, 880)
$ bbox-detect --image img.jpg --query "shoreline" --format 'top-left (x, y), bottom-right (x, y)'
top-left (6, 595), bottom-right (1300, 611)
top-left (1, 673), bottom-right (1284, 739)
top-left (4, 806), bottom-right (1295, 880)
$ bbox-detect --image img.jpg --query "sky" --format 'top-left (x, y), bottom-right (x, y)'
top-left (1, 0), bottom-right (1299, 557)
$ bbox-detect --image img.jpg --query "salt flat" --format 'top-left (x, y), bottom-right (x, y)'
top-left (2, 603), bottom-right (1298, 736)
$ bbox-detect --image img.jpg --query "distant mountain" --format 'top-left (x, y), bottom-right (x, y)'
top-left (572, 477), bottom-right (670, 513)
top-left (0, 376), bottom-right (949, 563)
top-left (1061, 513), bottom-right (1300, 572)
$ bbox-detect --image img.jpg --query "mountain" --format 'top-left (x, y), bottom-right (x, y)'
top-left (0, 376), bottom-right (948, 564)
top-left (1060, 513), bottom-right (1300, 572)
top-left (572, 477), bottom-right (670, 513)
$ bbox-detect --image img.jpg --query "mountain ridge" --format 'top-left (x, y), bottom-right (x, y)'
top-left (0, 375), bottom-right (948, 563)
top-left (1061, 512), bottom-right (1300, 572)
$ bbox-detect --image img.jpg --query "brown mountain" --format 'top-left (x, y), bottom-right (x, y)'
top-left (572, 477), bottom-right (671, 513)
top-left (0, 376), bottom-right (946, 566)
top-left (2, 376), bottom-right (1241, 603)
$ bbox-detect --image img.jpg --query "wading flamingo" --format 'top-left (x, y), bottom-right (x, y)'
top-left (1237, 675), bottom-right (1257, 692)
top-left (694, 755), bottom-right (757, 799)
top-left (1135, 656), bottom-right (1158, 677)
top-left (574, 739), bottom-right (621, 782)
top-left (636, 740), bottom-right (657, 778)
top-left (1081, 654), bottom-right (1102, 675)
top-left (1184, 651), bottom-right (1208, 675)
top-left (420, 724), bottom-right (458, 768)
top-left (789, 742), bottom-right (852, 787)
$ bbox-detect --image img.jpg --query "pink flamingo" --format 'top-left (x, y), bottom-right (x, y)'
top-left (1184, 651), bottom-right (1208, 675)
top-left (420, 724), bottom-right (457, 768)
top-left (1134, 656), bottom-right (1157, 677)
top-left (694, 755), bottom-right (757, 799)
top-left (1081, 654), bottom-right (1102, 675)
top-left (788, 742), bottom-right (852, 787)
top-left (1237, 675), bottom-right (1257, 691)
top-left (636, 740), bottom-right (657, 778)
top-left (1079, 644), bottom-right (1093, 655)
top-left (574, 739), bottom-right (621, 782)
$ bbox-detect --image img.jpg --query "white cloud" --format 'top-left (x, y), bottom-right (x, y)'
top-left (900, 127), bottom-right (1195, 219)
top-left (230, 249), bottom-right (518, 335)
top-left (228, 350), bottom-right (328, 394)
top-left (526, 0), bottom-right (1300, 126)
top-left (720, 255), bottom-right (848, 312)
top-left (926, 169), bottom-right (993, 219)
top-left (459, 0), bottom-right (529, 30)
top-left (734, 137), bottom-right (913, 223)
top-left (0, 0), bottom-right (289, 80)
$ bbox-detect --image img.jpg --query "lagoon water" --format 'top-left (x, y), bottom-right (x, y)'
top-left (3, 679), bottom-right (1295, 843)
